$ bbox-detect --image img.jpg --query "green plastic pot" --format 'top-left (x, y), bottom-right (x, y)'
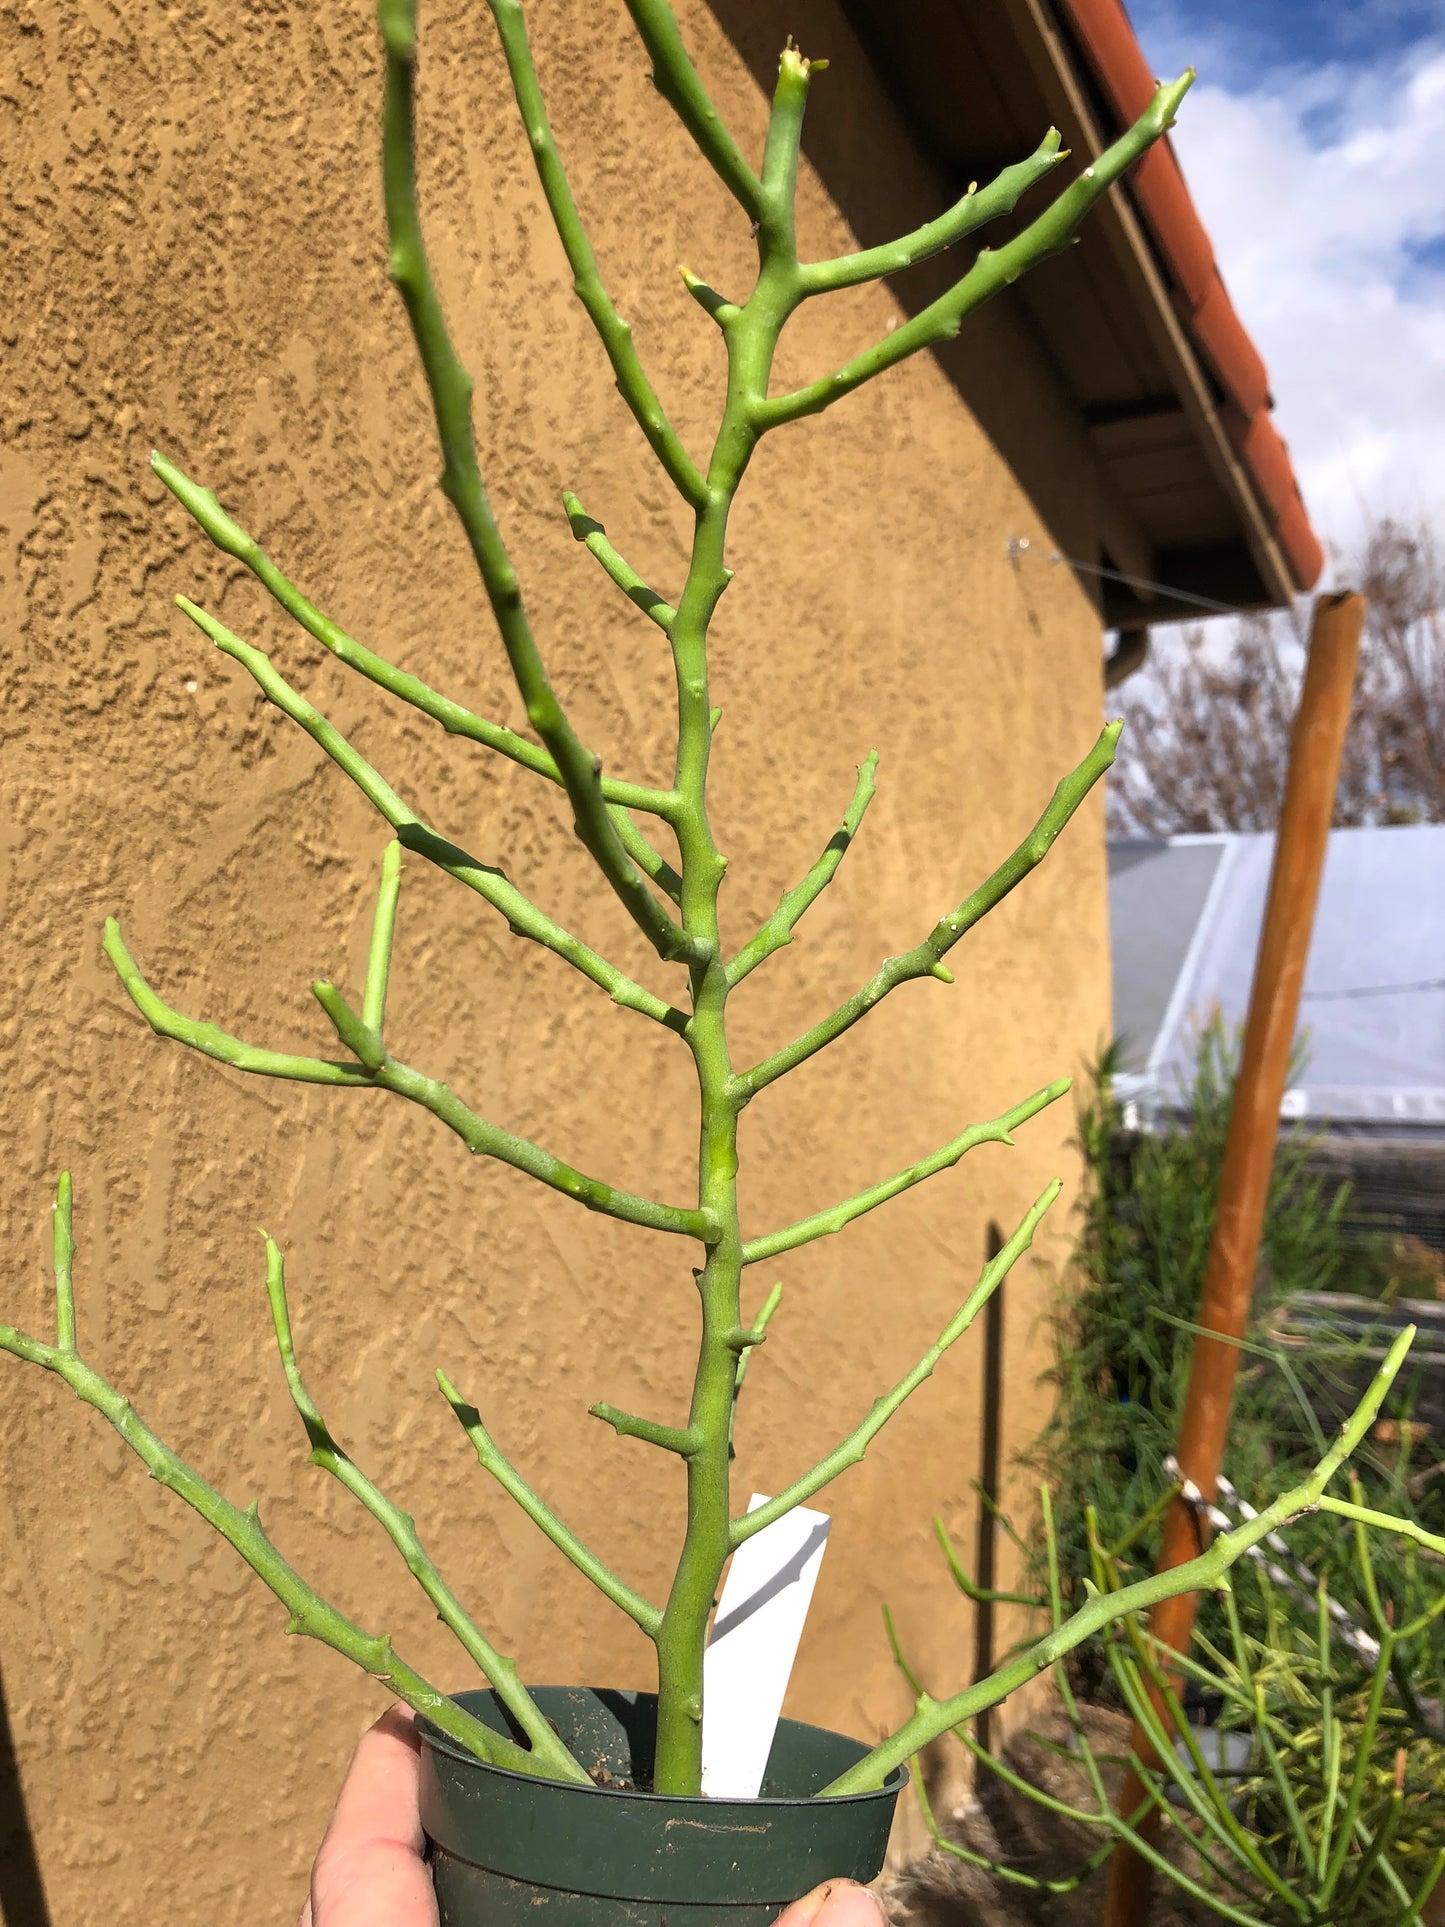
top-left (417, 1687), bottom-right (907, 1925)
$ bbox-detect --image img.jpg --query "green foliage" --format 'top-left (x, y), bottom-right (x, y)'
top-left (903, 1493), bottom-right (1445, 1925)
top-left (1036, 1020), bottom-right (1347, 1621)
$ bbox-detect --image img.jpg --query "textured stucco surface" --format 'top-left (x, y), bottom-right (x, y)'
top-left (0, 0), bottom-right (1111, 1918)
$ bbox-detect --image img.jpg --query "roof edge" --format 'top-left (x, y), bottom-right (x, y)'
top-left (1055, 0), bottom-right (1324, 592)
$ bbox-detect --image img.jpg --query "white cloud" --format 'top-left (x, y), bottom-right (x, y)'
top-left (1157, 37), bottom-right (1445, 564)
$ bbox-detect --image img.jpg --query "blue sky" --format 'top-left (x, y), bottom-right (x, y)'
top-left (1126, 0), bottom-right (1445, 567)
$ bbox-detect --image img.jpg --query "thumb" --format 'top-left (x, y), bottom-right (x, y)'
top-left (775, 1879), bottom-right (888, 1927)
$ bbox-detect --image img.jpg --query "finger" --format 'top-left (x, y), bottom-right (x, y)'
top-left (775, 1878), bottom-right (888, 1927)
top-left (308, 1706), bottom-right (437, 1927)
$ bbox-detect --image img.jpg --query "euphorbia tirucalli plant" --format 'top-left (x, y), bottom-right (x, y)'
top-left (1, 0), bottom-right (1398, 1831)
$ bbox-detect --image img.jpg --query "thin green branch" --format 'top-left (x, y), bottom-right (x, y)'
top-left (798, 134), bottom-right (1067, 294)
top-left (740, 1082), bottom-right (1067, 1267)
top-left (726, 751), bottom-right (878, 988)
top-left (52, 1169), bottom-right (76, 1353)
top-left (313, 980), bottom-right (385, 1073)
top-left (1315, 1495), bottom-right (1445, 1558)
top-left (917, 1756), bottom-right (1122, 1898)
top-left (106, 921), bottom-right (372, 1088)
top-left (757, 75), bottom-right (1194, 432)
top-left (362, 840), bottom-right (403, 1035)
top-left (562, 493), bottom-right (677, 635)
top-left (480, 1), bottom-right (705, 505)
top-left (378, 0), bottom-right (697, 966)
top-left (262, 1236), bottom-right (589, 1784)
top-left (609, 809), bottom-right (684, 902)
top-left (728, 1278), bottom-right (782, 1459)
top-left (756, 42), bottom-right (816, 271)
top-left (819, 1326), bottom-right (1417, 1795)
top-left (619, 0), bottom-right (763, 222)
top-left (589, 1404), bottom-right (698, 1455)
top-left (104, 923), bottom-right (711, 1243)
top-left (738, 724), bottom-right (1119, 1097)
top-left (0, 1178), bottom-right (537, 1776)
top-left (438, 1369), bottom-right (662, 1636)
top-left (679, 266), bottom-right (740, 326)
top-left (153, 453), bottom-right (672, 820)
top-left (732, 1183), bottom-right (1058, 1545)
top-left (175, 596), bottom-right (682, 1029)
top-left (933, 1516), bottom-right (1037, 1608)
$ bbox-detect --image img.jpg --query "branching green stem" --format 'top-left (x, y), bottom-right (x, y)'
top-left (263, 1237), bottom-right (589, 1783)
top-left (727, 753), bottom-right (877, 987)
top-left (150, 455), bottom-right (673, 816)
top-left (1315, 1495), bottom-right (1445, 1558)
top-left (619, 0), bottom-right (764, 221)
top-left (589, 1404), bottom-right (699, 1455)
top-left (734, 1183), bottom-right (1059, 1545)
top-left (438, 1369), bottom-right (662, 1635)
top-left (738, 725), bottom-right (1121, 1097)
top-left (52, 2), bottom-right (1206, 1801)
top-left (484, 0), bottom-right (707, 508)
top-left (104, 921), bottom-right (709, 1242)
top-left (378, 0), bottom-right (699, 967)
top-left (757, 76), bottom-right (1194, 431)
top-left (740, 1082), bottom-right (1068, 1266)
top-left (0, 1179), bottom-right (539, 1776)
top-left (820, 1327), bottom-right (1418, 1795)
top-left (563, 493), bottom-right (677, 635)
top-left (797, 135), bottom-right (1067, 294)
top-left (174, 597), bottom-right (682, 1029)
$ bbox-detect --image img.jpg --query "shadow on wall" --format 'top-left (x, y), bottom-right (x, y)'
top-left (0, 1661), bottom-right (50, 1927)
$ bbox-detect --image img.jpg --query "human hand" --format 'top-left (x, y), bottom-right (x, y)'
top-left (300, 1705), bottom-right (888, 1927)
top-left (299, 1705), bottom-right (437, 1927)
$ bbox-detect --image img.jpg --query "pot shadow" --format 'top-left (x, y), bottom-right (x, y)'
top-left (0, 1658), bottom-right (51, 1926)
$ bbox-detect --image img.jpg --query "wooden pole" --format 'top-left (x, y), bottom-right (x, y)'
top-left (1101, 591), bottom-right (1366, 1927)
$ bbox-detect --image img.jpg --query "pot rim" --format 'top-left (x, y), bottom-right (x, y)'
top-left (417, 1685), bottom-right (908, 1807)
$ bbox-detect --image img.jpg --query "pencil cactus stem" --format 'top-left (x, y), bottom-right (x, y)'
top-left (312, 981), bottom-right (385, 1073)
top-left (0, 1198), bottom-right (537, 1775)
top-left (727, 751), bottom-right (878, 987)
top-left (104, 924), bottom-right (707, 1239)
top-left (760, 74), bottom-right (1195, 431)
top-left (822, 1326), bottom-right (1419, 1796)
top-left (174, 597), bottom-right (680, 1024)
top-left (757, 41), bottom-right (814, 267)
top-left (52, 1172), bottom-right (76, 1353)
top-left (732, 1184), bottom-right (1059, 1546)
top-left (589, 1404), bottom-right (699, 1456)
top-left (563, 493), bottom-right (677, 634)
top-left (105, 919), bottom-right (372, 1089)
top-left (485, 0), bottom-right (707, 509)
top-left (439, 1370), bottom-right (663, 1635)
top-left (798, 132), bottom-right (1067, 295)
top-left (738, 724), bottom-right (1120, 1098)
top-left (362, 841), bottom-right (403, 1036)
top-left (153, 453), bottom-right (671, 818)
top-left (379, 0), bottom-right (699, 967)
top-left (679, 268), bottom-right (740, 326)
top-left (740, 1084), bottom-right (1068, 1267)
top-left (262, 1238), bottom-right (590, 1784)
top-left (620, 0), bottom-right (764, 222)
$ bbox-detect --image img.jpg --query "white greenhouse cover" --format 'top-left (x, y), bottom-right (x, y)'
top-left (1109, 826), bottom-right (1445, 1136)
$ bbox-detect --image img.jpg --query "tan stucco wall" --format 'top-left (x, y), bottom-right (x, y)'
top-left (0, 0), bottom-right (1111, 1917)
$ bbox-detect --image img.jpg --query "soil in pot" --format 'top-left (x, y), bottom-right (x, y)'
top-left (417, 1686), bottom-right (907, 1925)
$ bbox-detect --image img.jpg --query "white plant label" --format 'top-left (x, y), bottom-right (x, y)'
top-left (699, 1495), bottom-right (830, 1799)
